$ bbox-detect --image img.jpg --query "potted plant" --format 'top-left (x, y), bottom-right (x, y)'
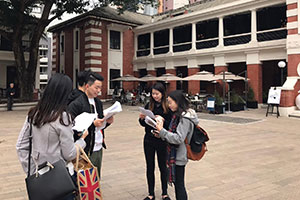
top-left (246, 87), bottom-right (258, 108)
top-left (214, 91), bottom-right (225, 114)
top-left (230, 91), bottom-right (245, 111)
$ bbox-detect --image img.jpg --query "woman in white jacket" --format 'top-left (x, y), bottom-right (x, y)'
top-left (156, 90), bottom-right (199, 200)
top-left (16, 73), bottom-right (88, 199)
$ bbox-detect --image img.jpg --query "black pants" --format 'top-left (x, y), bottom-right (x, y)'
top-left (174, 165), bottom-right (187, 200)
top-left (144, 135), bottom-right (168, 196)
top-left (7, 97), bottom-right (13, 111)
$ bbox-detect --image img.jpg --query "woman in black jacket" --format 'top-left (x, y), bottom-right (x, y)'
top-left (139, 82), bottom-right (172, 200)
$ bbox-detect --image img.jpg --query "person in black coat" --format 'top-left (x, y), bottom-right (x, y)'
top-left (139, 82), bottom-right (172, 200)
top-left (67, 70), bottom-right (91, 105)
top-left (68, 72), bottom-right (114, 179)
top-left (6, 83), bottom-right (15, 111)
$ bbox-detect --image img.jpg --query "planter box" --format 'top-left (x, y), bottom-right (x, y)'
top-left (230, 103), bottom-right (245, 112)
top-left (247, 101), bottom-right (258, 109)
top-left (215, 105), bottom-right (225, 114)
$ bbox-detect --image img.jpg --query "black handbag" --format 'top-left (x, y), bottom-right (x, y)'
top-left (25, 120), bottom-right (76, 200)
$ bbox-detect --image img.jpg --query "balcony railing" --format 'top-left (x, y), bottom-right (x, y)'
top-left (154, 45), bottom-right (169, 55)
top-left (257, 27), bottom-right (287, 42)
top-left (224, 32), bottom-right (251, 46)
top-left (136, 48), bottom-right (150, 57)
top-left (196, 37), bottom-right (218, 49)
top-left (173, 41), bottom-right (192, 52)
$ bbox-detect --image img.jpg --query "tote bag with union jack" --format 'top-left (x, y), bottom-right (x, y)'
top-left (74, 145), bottom-right (103, 200)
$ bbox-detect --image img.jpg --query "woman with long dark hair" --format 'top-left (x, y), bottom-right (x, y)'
top-left (155, 90), bottom-right (200, 200)
top-left (16, 73), bottom-right (88, 185)
top-left (139, 82), bottom-right (172, 200)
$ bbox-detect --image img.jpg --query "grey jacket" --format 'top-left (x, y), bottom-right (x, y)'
top-left (159, 109), bottom-right (199, 166)
top-left (16, 112), bottom-right (86, 175)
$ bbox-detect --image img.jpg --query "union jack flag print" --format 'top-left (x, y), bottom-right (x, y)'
top-left (78, 168), bottom-right (102, 200)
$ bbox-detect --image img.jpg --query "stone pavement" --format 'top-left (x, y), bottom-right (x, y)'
top-left (0, 105), bottom-right (300, 200)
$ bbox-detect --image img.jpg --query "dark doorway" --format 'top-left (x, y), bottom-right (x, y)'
top-left (262, 60), bottom-right (287, 103)
top-left (176, 66), bottom-right (188, 93)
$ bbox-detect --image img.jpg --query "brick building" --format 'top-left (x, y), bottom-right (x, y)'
top-left (48, 7), bottom-right (151, 98)
top-left (50, 0), bottom-right (300, 116)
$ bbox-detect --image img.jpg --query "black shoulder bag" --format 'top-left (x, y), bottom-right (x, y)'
top-left (25, 120), bottom-right (76, 200)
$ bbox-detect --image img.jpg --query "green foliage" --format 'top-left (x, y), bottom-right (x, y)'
top-left (214, 91), bottom-right (223, 106)
top-left (247, 87), bottom-right (256, 102)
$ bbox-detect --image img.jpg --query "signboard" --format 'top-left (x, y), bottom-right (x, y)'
top-left (267, 87), bottom-right (281, 105)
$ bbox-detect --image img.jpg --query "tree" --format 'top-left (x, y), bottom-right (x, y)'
top-left (0, 0), bottom-right (156, 101)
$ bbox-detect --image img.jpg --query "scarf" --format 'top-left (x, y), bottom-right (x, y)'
top-left (166, 114), bottom-right (179, 186)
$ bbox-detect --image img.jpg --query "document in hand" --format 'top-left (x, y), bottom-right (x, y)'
top-left (72, 112), bottom-right (97, 132)
top-left (103, 101), bottom-right (122, 120)
top-left (145, 116), bottom-right (157, 129)
top-left (139, 107), bottom-right (156, 119)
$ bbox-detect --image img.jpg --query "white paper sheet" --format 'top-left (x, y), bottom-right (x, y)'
top-left (72, 112), bottom-right (97, 132)
top-left (139, 107), bottom-right (156, 119)
top-left (103, 101), bottom-right (122, 120)
top-left (145, 116), bottom-right (157, 129)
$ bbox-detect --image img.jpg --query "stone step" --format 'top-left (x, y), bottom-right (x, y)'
top-left (289, 110), bottom-right (300, 118)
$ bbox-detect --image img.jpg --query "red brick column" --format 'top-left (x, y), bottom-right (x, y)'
top-left (247, 64), bottom-right (263, 103)
top-left (166, 69), bottom-right (177, 93)
top-left (188, 68), bottom-right (200, 95)
top-left (214, 66), bottom-right (228, 75)
top-left (281, 1), bottom-right (300, 108)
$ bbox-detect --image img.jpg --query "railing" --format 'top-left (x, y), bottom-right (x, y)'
top-left (196, 37), bottom-right (218, 49)
top-left (173, 41), bottom-right (192, 52)
top-left (154, 45), bottom-right (169, 55)
top-left (257, 27), bottom-right (287, 42)
top-left (224, 32), bottom-right (251, 46)
top-left (136, 48), bottom-right (150, 57)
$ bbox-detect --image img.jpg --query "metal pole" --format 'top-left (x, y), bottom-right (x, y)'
top-left (223, 71), bottom-right (225, 104)
top-left (228, 83), bottom-right (231, 112)
top-left (281, 68), bottom-right (283, 85)
top-left (245, 69), bottom-right (248, 109)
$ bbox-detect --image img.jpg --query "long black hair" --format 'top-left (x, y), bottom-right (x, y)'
top-left (28, 73), bottom-right (73, 127)
top-left (149, 82), bottom-right (168, 114)
top-left (168, 90), bottom-right (190, 118)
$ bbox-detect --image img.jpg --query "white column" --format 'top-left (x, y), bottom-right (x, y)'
top-left (150, 32), bottom-right (154, 56)
top-left (218, 17), bottom-right (224, 47)
top-left (169, 28), bottom-right (173, 53)
top-left (251, 9), bottom-right (257, 43)
top-left (134, 34), bottom-right (138, 58)
top-left (191, 22), bottom-right (196, 50)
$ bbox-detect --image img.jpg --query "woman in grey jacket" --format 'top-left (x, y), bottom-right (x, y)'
top-left (16, 74), bottom-right (88, 184)
top-left (155, 90), bottom-right (199, 200)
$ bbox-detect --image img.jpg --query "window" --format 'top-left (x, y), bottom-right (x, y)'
top-left (75, 30), bottom-right (79, 50)
top-left (110, 69), bottom-right (120, 89)
top-left (39, 50), bottom-right (47, 57)
top-left (60, 35), bottom-right (64, 53)
top-left (110, 30), bottom-right (120, 50)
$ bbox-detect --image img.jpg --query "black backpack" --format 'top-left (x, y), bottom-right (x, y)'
top-left (184, 118), bottom-right (209, 161)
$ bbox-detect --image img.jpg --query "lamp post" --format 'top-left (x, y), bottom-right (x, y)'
top-left (278, 61), bottom-right (286, 85)
top-left (226, 79), bottom-right (233, 113)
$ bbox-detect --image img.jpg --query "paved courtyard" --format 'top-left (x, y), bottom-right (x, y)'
top-left (0, 104), bottom-right (300, 200)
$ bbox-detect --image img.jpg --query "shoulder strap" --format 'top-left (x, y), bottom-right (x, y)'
top-left (27, 119), bottom-right (33, 177)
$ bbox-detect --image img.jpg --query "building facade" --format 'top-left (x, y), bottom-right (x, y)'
top-left (49, 7), bottom-right (151, 99)
top-left (50, 0), bottom-right (300, 116)
top-left (133, 0), bottom-right (300, 116)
